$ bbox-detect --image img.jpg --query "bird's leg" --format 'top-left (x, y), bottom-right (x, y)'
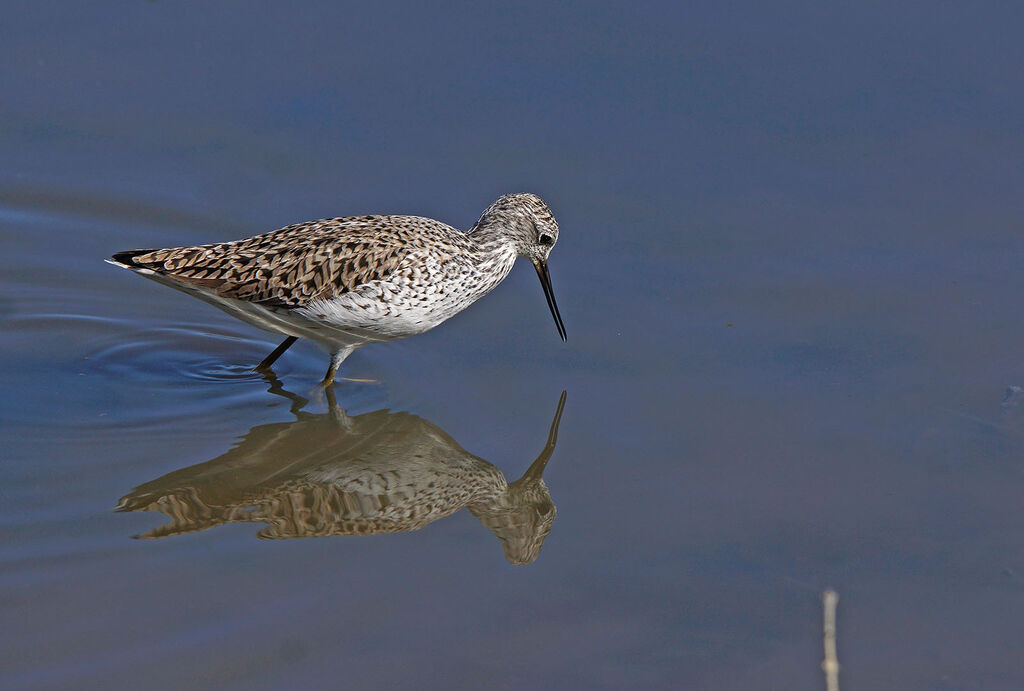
top-left (256, 336), bottom-right (298, 371)
top-left (322, 346), bottom-right (355, 387)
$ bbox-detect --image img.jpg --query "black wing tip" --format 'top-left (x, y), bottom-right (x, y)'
top-left (108, 249), bottom-right (166, 274)
top-left (109, 249), bottom-right (143, 266)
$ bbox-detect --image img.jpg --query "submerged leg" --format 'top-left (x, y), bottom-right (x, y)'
top-left (256, 336), bottom-right (298, 371)
top-left (322, 346), bottom-right (355, 386)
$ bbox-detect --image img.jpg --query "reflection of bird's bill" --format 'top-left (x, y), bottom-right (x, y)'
top-left (534, 260), bottom-right (567, 342)
top-left (521, 390), bottom-right (568, 481)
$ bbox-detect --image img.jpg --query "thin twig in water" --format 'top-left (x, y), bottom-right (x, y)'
top-left (822, 589), bottom-right (840, 691)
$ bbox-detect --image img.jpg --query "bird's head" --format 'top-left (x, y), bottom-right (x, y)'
top-left (473, 193), bottom-right (566, 341)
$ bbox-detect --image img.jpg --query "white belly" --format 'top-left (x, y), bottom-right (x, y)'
top-left (296, 247), bottom-right (518, 342)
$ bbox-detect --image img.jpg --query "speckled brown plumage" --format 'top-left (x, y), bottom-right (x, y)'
top-left (108, 193), bottom-right (565, 384)
top-left (112, 215), bottom-right (465, 307)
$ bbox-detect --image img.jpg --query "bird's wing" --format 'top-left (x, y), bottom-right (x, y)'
top-left (110, 216), bottom-right (444, 308)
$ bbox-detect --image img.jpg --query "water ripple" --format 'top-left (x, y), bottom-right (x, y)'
top-left (3, 314), bottom-right (325, 428)
top-left (83, 327), bottom-right (272, 385)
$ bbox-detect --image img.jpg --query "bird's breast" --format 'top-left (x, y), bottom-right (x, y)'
top-left (298, 247), bottom-right (517, 338)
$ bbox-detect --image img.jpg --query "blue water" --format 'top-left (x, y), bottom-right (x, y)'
top-left (3, 3), bottom-right (1024, 688)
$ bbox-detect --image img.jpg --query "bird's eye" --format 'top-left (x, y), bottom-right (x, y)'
top-left (538, 233), bottom-right (554, 246)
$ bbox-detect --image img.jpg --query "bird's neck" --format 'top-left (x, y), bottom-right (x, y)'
top-left (465, 220), bottom-right (520, 288)
top-left (467, 216), bottom-right (516, 252)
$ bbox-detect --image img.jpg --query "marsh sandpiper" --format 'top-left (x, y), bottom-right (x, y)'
top-left (108, 193), bottom-right (566, 384)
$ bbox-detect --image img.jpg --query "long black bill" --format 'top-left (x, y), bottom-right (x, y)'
top-left (534, 260), bottom-right (567, 342)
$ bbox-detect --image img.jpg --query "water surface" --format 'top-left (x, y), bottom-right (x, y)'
top-left (3, 3), bottom-right (1024, 689)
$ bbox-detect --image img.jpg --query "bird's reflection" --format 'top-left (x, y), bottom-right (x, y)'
top-left (117, 379), bottom-right (566, 565)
